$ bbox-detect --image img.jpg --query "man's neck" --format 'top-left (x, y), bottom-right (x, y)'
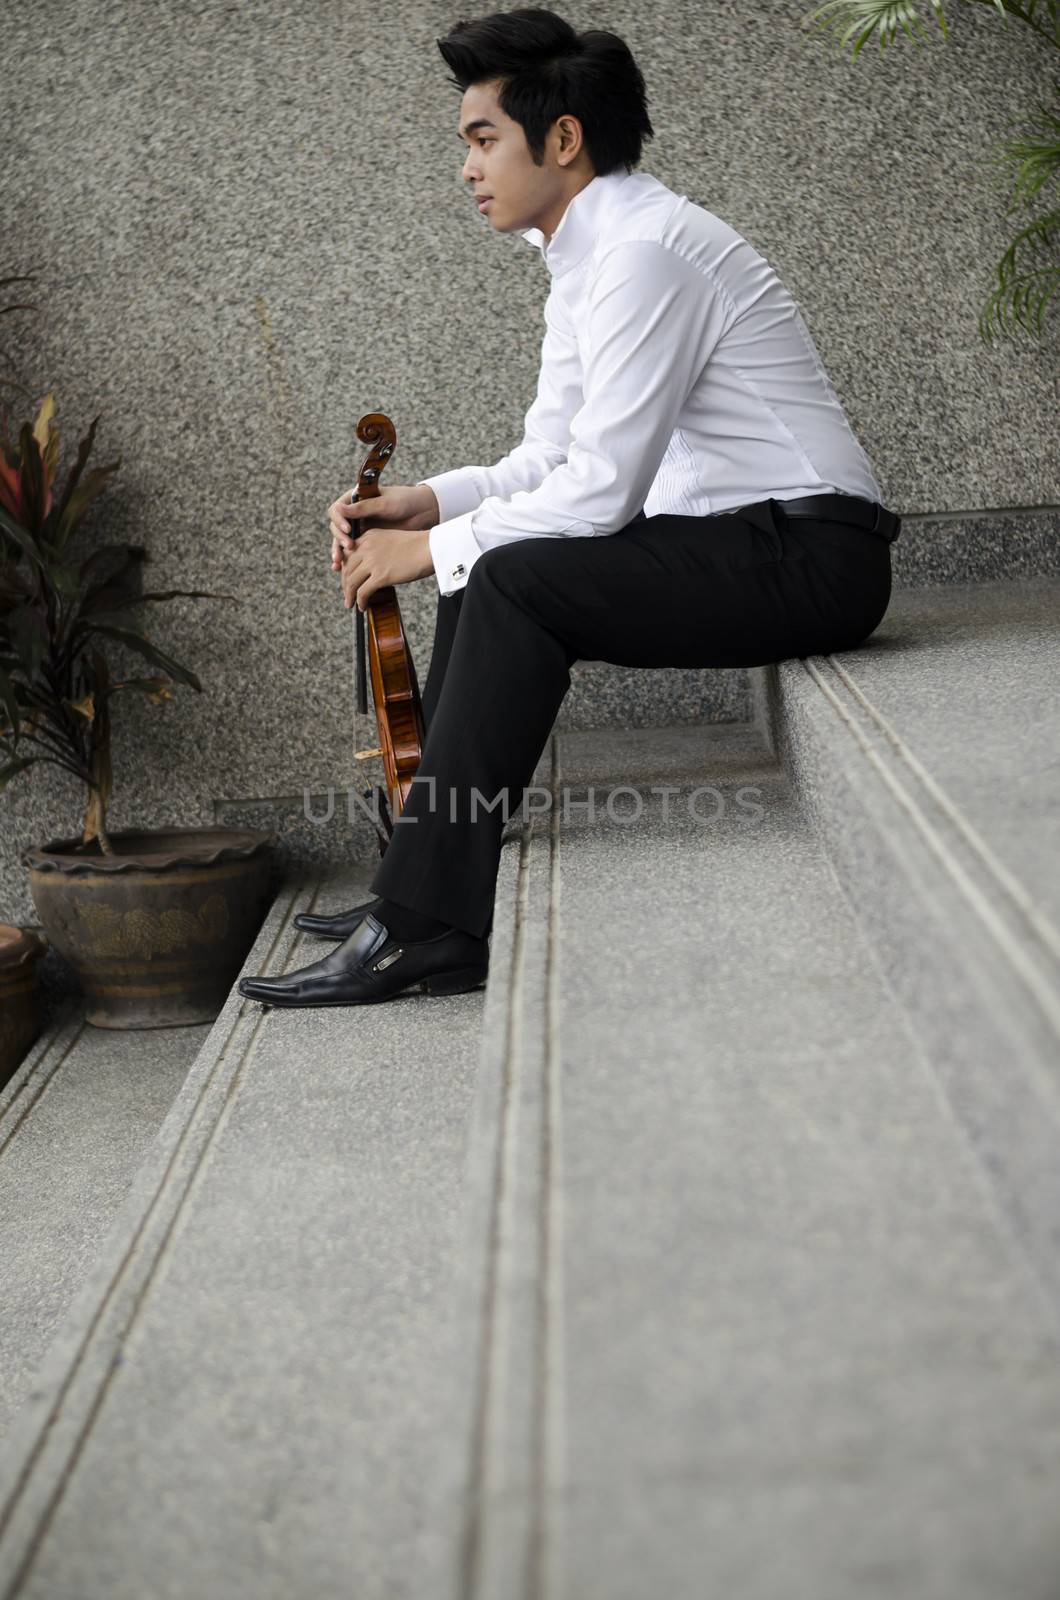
top-left (541, 173), bottom-right (596, 245)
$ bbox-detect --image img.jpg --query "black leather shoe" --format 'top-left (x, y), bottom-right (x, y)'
top-left (237, 913), bottom-right (488, 1008)
top-left (293, 897), bottom-right (381, 939)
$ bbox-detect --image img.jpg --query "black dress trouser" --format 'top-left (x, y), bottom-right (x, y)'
top-left (370, 494), bottom-right (895, 939)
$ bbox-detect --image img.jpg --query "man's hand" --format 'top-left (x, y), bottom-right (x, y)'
top-left (341, 526), bottom-right (435, 612)
top-left (328, 484), bottom-right (440, 571)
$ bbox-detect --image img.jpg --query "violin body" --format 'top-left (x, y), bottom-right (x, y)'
top-left (349, 413), bottom-right (427, 851)
top-left (365, 581), bottom-right (425, 815)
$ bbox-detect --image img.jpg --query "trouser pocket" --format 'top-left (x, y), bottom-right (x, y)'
top-left (740, 497), bottom-right (786, 563)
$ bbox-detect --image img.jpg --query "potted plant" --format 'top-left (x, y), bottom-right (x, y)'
top-left (0, 923), bottom-right (45, 1086)
top-left (0, 392), bottom-right (277, 1028)
top-left (0, 271), bottom-right (49, 1071)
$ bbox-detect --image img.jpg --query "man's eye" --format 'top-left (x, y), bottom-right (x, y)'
top-left (478, 138), bottom-right (493, 147)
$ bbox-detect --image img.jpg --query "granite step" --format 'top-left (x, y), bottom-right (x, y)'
top-left (0, 867), bottom-right (485, 1599)
top-left (1, 575), bottom-right (1058, 1597)
top-left (0, 1006), bottom-right (210, 1442)
top-left (756, 576), bottom-right (1060, 1307)
top-left (417, 721), bottom-right (1060, 1599)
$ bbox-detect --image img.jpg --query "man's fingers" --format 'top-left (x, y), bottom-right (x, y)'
top-left (342, 554), bottom-right (366, 609)
top-left (328, 495), bottom-right (361, 537)
top-left (329, 519), bottom-right (358, 568)
top-left (342, 561), bottom-right (374, 612)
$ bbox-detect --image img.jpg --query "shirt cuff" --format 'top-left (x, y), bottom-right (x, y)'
top-left (416, 469), bottom-right (483, 525)
top-left (429, 511), bottom-right (483, 597)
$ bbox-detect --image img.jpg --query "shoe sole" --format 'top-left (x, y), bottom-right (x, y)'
top-left (239, 965), bottom-right (488, 1008)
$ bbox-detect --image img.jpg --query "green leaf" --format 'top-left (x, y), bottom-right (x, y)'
top-left (49, 561), bottom-right (84, 602)
top-left (68, 545), bottom-right (150, 638)
top-left (0, 558), bottom-right (30, 607)
top-left (0, 663), bottom-right (20, 744)
top-left (55, 414), bottom-right (100, 534)
top-left (78, 541), bottom-right (148, 589)
top-left (979, 207), bottom-right (1060, 341)
top-left (73, 608), bottom-right (157, 633)
top-left (993, 80), bottom-right (1060, 212)
top-left (76, 584), bottom-right (144, 621)
top-left (0, 502), bottom-right (45, 572)
top-left (800, 0), bottom-right (943, 57)
top-left (17, 420), bottom-right (47, 532)
top-left (85, 622), bottom-right (202, 692)
top-left (78, 585), bottom-right (236, 621)
top-left (55, 458), bottom-right (122, 549)
top-left (7, 603), bottom-right (47, 677)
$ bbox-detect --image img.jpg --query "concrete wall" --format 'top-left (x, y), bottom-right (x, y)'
top-left (2, 0), bottom-right (1057, 921)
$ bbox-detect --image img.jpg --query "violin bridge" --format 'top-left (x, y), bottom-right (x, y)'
top-left (354, 746), bottom-right (384, 760)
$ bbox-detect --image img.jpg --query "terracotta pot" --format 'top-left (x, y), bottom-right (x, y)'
top-left (0, 924), bottom-right (46, 1086)
top-left (24, 828), bottom-right (278, 1029)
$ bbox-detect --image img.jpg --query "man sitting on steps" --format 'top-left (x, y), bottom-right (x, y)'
top-left (238, 4), bottom-right (901, 1012)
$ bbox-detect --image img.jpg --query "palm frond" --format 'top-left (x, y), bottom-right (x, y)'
top-left (800, 0), bottom-right (952, 58)
top-left (979, 206), bottom-right (1060, 338)
top-left (987, 76), bottom-right (1060, 212)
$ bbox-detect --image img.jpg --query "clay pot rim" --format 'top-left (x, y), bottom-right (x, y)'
top-left (0, 923), bottom-right (46, 969)
top-left (22, 826), bottom-right (279, 875)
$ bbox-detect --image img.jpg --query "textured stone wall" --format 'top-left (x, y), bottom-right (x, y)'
top-left (2, 0), bottom-right (1056, 919)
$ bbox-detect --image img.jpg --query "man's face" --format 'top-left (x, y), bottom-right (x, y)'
top-left (457, 79), bottom-right (590, 244)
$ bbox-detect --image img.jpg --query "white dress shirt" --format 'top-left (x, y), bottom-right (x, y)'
top-left (421, 168), bottom-right (882, 596)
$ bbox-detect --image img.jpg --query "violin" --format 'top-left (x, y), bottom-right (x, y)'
top-left (348, 412), bottom-right (427, 855)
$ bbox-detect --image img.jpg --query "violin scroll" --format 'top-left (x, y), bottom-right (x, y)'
top-left (351, 413), bottom-right (397, 501)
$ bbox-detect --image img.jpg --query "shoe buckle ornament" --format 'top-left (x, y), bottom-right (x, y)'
top-left (374, 947), bottom-right (404, 971)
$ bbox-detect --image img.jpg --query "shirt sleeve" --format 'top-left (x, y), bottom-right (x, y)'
top-left (418, 287), bottom-right (584, 585)
top-left (427, 241), bottom-right (737, 596)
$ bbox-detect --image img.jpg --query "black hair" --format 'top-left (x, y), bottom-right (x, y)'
top-left (437, 7), bottom-right (653, 177)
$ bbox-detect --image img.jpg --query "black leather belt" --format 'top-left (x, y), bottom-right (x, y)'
top-left (773, 493), bottom-right (902, 544)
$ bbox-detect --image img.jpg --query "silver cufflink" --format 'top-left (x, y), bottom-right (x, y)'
top-left (452, 563), bottom-right (466, 579)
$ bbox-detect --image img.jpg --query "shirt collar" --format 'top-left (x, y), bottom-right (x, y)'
top-left (517, 170), bottom-right (633, 276)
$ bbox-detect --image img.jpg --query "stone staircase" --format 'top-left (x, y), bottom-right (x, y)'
top-left (1, 551), bottom-right (1059, 1598)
